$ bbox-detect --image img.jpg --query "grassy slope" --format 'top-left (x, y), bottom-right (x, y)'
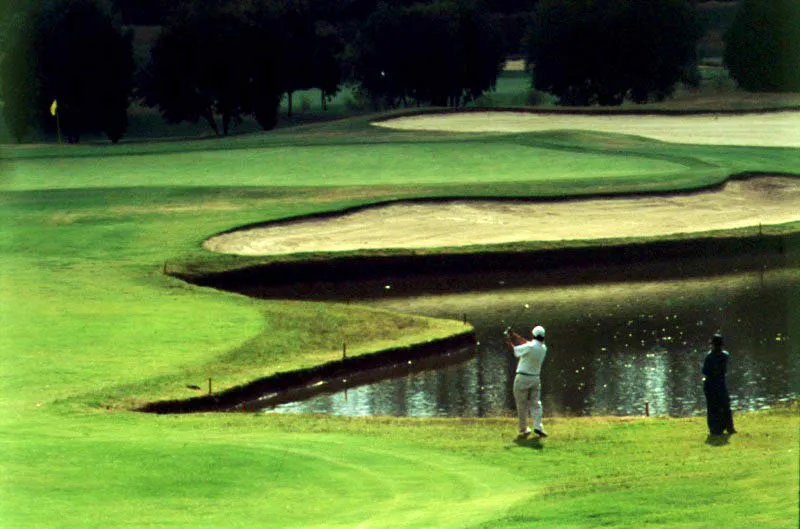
top-left (1, 115), bottom-right (798, 528)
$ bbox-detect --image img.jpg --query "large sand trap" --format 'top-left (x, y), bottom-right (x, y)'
top-left (374, 111), bottom-right (800, 148)
top-left (205, 176), bottom-right (800, 256)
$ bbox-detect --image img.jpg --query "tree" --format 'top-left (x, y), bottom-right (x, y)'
top-left (313, 21), bottom-right (345, 110)
top-left (0, 0), bottom-right (134, 143)
top-left (139, 1), bottom-right (285, 135)
top-left (249, 3), bottom-right (289, 130)
top-left (724, 0), bottom-right (800, 92)
top-left (0, 0), bottom-right (27, 53)
top-left (482, 0), bottom-right (538, 13)
top-left (273, 0), bottom-right (318, 117)
top-left (115, 0), bottom-right (178, 25)
top-left (0, 3), bottom-right (37, 142)
top-left (352, 0), bottom-right (505, 108)
top-left (455, 1), bottom-right (506, 104)
top-left (351, 3), bottom-right (406, 107)
top-left (270, 0), bottom-right (344, 117)
top-left (526, 0), bottom-right (701, 106)
top-left (403, 3), bottom-right (462, 106)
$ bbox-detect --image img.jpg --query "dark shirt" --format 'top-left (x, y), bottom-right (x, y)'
top-left (703, 349), bottom-right (729, 389)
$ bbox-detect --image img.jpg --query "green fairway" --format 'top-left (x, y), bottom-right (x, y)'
top-left (1, 113), bottom-right (798, 527)
top-left (2, 410), bottom-right (796, 528)
top-left (3, 141), bottom-right (690, 190)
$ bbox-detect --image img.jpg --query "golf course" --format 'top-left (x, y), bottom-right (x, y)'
top-left (1, 104), bottom-right (798, 528)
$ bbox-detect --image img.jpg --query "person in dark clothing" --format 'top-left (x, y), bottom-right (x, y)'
top-left (702, 333), bottom-right (737, 435)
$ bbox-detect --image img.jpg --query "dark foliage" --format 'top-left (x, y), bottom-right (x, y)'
top-left (493, 12), bottom-right (533, 56)
top-left (140, 0), bottom-right (344, 134)
top-left (139, 1), bottom-right (283, 135)
top-left (483, 0), bottom-right (538, 14)
top-left (526, 0), bottom-right (701, 106)
top-left (352, 0), bottom-right (505, 108)
top-left (0, 4), bottom-right (36, 142)
top-left (0, 0), bottom-right (134, 143)
top-left (0, 0), bottom-right (28, 52)
top-left (313, 21), bottom-right (346, 110)
top-left (274, 0), bottom-right (345, 117)
top-left (723, 0), bottom-right (800, 92)
top-left (115, 0), bottom-right (179, 25)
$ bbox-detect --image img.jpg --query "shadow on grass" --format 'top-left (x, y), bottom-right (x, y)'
top-left (705, 433), bottom-right (732, 446)
top-left (513, 435), bottom-right (544, 450)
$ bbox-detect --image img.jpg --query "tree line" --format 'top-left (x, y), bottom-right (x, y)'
top-left (1, 0), bottom-right (797, 143)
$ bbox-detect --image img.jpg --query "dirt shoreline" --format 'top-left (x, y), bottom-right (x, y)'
top-left (139, 332), bottom-right (476, 413)
top-left (205, 176), bottom-right (800, 257)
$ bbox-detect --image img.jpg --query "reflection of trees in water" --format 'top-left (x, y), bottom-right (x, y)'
top-left (267, 267), bottom-right (798, 418)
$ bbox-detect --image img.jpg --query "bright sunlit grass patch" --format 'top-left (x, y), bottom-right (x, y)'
top-left (4, 140), bottom-right (690, 191)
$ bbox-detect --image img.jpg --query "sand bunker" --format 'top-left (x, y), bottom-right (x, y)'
top-left (374, 111), bottom-right (800, 148)
top-left (207, 111), bottom-right (800, 256)
top-left (205, 176), bottom-right (800, 256)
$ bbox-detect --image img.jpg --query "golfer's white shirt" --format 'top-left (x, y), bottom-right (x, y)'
top-left (514, 340), bottom-right (547, 376)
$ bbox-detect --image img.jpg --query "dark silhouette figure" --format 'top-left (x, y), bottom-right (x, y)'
top-left (702, 334), bottom-right (736, 435)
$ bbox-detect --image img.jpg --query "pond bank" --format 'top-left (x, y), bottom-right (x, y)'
top-left (184, 227), bottom-right (798, 294)
top-left (153, 227), bottom-right (799, 415)
top-left (158, 172), bottom-right (799, 415)
top-left (138, 332), bottom-right (475, 413)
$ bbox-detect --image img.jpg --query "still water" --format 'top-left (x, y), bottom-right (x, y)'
top-left (253, 262), bottom-right (798, 418)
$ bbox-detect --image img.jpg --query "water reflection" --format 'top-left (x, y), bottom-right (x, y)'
top-left (265, 266), bottom-right (799, 418)
top-left (244, 347), bottom-right (478, 413)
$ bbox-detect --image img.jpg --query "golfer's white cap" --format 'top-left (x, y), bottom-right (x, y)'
top-left (532, 326), bottom-right (545, 338)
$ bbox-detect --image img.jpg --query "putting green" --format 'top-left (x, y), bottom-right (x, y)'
top-left (2, 142), bottom-right (686, 191)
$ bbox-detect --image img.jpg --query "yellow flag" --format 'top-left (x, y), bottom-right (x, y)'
top-left (50, 99), bottom-right (58, 116)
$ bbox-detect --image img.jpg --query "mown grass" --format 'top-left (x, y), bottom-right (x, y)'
top-left (2, 140), bottom-right (690, 190)
top-left (1, 407), bottom-right (796, 528)
top-left (1, 111), bottom-right (798, 528)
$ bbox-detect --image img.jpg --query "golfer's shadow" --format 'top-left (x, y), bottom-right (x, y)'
top-left (513, 435), bottom-right (544, 450)
top-left (705, 434), bottom-right (731, 447)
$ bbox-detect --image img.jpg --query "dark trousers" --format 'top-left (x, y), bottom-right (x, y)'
top-left (704, 383), bottom-right (735, 435)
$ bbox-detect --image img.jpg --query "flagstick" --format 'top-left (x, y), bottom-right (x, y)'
top-left (56, 110), bottom-right (62, 145)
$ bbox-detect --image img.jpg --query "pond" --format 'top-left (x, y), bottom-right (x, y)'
top-left (242, 257), bottom-right (798, 418)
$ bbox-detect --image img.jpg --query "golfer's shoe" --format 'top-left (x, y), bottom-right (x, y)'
top-left (518, 427), bottom-right (532, 436)
top-left (534, 428), bottom-right (548, 438)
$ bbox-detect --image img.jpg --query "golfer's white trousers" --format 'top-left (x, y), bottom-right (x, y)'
top-left (513, 374), bottom-right (543, 432)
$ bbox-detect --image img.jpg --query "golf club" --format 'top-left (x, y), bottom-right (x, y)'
top-left (501, 303), bottom-right (531, 333)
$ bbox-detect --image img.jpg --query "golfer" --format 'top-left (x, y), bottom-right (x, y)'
top-left (504, 325), bottom-right (548, 437)
top-left (702, 333), bottom-right (736, 435)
